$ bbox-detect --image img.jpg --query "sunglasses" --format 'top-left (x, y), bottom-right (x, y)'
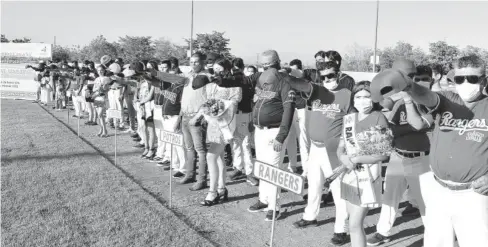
top-left (320, 73), bottom-right (338, 81)
top-left (453, 75), bottom-right (486, 84)
top-left (414, 77), bottom-right (431, 82)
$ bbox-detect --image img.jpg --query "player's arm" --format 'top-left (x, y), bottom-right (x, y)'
top-left (275, 86), bottom-right (296, 145)
top-left (211, 72), bottom-right (260, 89)
top-left (283, 75), bottom-right (314, 94)
top-left (404, 93), bottom-right (430, 130)
top-left (150, 70), bottom-right (187, 85)
top-left (405, 83), bottom-right (439, 109)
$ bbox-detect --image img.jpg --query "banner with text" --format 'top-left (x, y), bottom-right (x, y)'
top-left (1, 43), bottom-right (52, 100)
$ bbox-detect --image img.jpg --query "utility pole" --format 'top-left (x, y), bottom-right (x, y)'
top-left (54, 36), bottom-right (56, 46)
top-left (372, 0), bottom-right (379, 72)
top-left (189, 0), bottom-right (194, 57)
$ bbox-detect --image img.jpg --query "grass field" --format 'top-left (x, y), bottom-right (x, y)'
top-left (1, 99), bottom-right (426, 247)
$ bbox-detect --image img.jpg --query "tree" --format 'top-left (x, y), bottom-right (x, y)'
top-left (185, 31), bottom-right (233, 59)
top-left (342, 43), bottom-right (373, 72)
top-left (52, 45), bottom-right (72, 61)
top-left (153, 37), bottom-right (187, 63)
top-left (79, 35), bottom-right (119, 63)
top-left (118, 36), bottom-right (155, 63)
top-left (11, 37), bottom-right (31, 43)
top-left (460, 45), bottom-right (488, 64)
top-left (428, 41), bottom-right (459, 73)
top-left (379, 41), bottom-right (414, 69)
top-left (1, 34), bottom-right (9, 43)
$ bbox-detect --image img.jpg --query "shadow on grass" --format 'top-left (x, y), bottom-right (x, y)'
top-left (225, 192), bottom-right (259, 204)
top-left (2, 150), bottom-right (142, 163)
top-left (39, 105), bottom-right (222, 247)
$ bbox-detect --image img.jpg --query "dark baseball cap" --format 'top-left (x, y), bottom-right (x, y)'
top-left (129, 61), bottom-right (146, 75)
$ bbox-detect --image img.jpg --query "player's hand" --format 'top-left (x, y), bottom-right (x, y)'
top-left (272, 139), bottom-right (283, 152)
top-left (118, 95), bottom-right (124, 102)
top-left (472, 174), bottom-right (488, 195)
top-left (174, 116), bottom-right (182, 132)
top-left (340, 155), bottom-right (355, 170)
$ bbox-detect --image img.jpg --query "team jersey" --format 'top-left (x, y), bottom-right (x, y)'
top-left (428, 91), bottom-right (488, 183)
top-left (389, 99), bottom-right (433, 152)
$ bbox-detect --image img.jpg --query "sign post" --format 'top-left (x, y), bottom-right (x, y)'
top-left (77, 114), bottom-right (80, 137)
top-left (107, 109), bottom-right (123, 165)
top-left (160, 129), bottom-right (183, 208)
top-left (253, 160), bottom-right (305, 247)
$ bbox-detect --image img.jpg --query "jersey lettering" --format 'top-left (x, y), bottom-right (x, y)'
top-left (161, 90), bottom-right (177, 104)
top-left (439, 111), bottom-right (488, 135)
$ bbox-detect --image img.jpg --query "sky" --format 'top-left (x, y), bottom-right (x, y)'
top-left (1, 0), bottom-right (487, 66)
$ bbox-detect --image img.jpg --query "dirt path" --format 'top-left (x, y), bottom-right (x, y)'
top-left (1, 99), bottom-right (425, 247)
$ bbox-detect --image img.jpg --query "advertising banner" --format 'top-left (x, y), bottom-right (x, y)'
top-left (1, 43), bottom-right (52, 100)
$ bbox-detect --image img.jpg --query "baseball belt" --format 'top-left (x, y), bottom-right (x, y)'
top-left (434, 175), bottom-right (472, 191)
top-left (395, 149), bottom-right (430, 158)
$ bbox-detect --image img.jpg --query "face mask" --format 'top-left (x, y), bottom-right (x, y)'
top-left (354, 98), bottom-right (373, 113)
top-left (456, 82), bottom-right (481, 102)
top-left (323, 79), bottom-right (338, 91)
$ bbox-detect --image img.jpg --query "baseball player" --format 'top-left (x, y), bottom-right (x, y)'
top-left (287, 61), bottom-right (352, 246)
top-left (367, 60), bottom-right (433, 246)
top-left (372, 55), bottom-right (488, 247)
top-left (26, 61), bottom-right (47, 103)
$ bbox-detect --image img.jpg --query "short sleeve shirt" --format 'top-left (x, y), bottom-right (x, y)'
top-left (304, 84), bottom-right (352, 169)
top-left (429, 91), bottom-right (488, 183)
top-left (389, 100), bottom-right (431, 152)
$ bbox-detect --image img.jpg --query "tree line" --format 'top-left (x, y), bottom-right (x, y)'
top-left (2, 33), bottom-right (487, 74)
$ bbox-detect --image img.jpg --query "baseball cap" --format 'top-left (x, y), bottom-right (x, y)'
top-left (108, 63), bottom-right (121, 74)
top-left (260, 50), bottom-right (280, 66)
top-left (371, 69), bottom-right (413, 103)
top-left (100, 55), bottom-right (112, 66)
top-left (392, 58), bottom-right (416, 76)
top-left (129, 61), bottom-right (146, 75)
top-left (39, 60), bottom-right (46, 65)
top-left (122, 68), bottom-right (136, 77)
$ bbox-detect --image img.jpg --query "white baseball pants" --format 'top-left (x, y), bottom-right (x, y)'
top-left (419, 171), bottom-right (488, 247)
top-left (255, 127), bottom-right (290, 211)
top-left (162, 115), bottom-right (186, 172)
top-left (302, 140), bottom-right (349, 233)
top-left (376, 152), bottom-right (430, 236)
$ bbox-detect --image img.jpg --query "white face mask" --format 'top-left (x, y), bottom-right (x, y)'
top-left (323, 79), bottom-right (338, 90)
top-left (456, 82), bottom-right (481, 102)
top-left (354, 98), bottom-right (373, 114)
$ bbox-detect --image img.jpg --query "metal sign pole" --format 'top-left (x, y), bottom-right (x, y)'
top-left (269, 186), bottom-right (279, 247)
top-left (67, 106), bottom-right (70, 124)
top-left (77, 115), bottom-right (80, 137)
top-left (169, 143), bottom-right (173, 208)
top-left (115, 121), bottom-right (117, 166)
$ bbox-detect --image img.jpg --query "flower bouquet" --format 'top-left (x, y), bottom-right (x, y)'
top-left (201, 99), bottom-right (226, 117)
top-left (201, 98), bottom-right (237, 143)
top-left (349, 125), bottom-right (393, 157)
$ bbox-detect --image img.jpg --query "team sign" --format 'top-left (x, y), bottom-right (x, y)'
top-left (160, 130), bottom-right (183, 146)
top-left (253, 161), bottom-right (304, 194)
top-left (106, 109), bottom-right (123, 119)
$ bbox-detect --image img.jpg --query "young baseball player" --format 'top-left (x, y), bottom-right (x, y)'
top-left (367, 60), bottom-right (433, 246)
top-left (286, 61), bottom-right (353, 246)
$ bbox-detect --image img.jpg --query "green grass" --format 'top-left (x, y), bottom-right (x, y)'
top-left (1, 100), bottom-right (214, 247)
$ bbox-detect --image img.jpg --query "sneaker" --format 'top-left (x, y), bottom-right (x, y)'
top-left (228, 169), bottom-right (244, 181)
top-left (246, 175), bottom-right (259, 186)
top-left (264, 210), bottom-right (280, 222)
top-left (173, 171), bottom-right (185, 178)
top-left (150, 157), bottom-right (163, 163)
top-left (156, 160), bottom-right (170, 167)
top-left (330, 233), bottom-right (350, 246)
top-left (401, 203), bottom-right (420, 217)
top-left (248, 201), bottom-right (268, 213)
top-left (179, 173), bottom-right (196, 184)
top-left (130, 132), bottom-right (139, 138)
top-left (293, 219), bottom-right (317, 229)
top-left (133, 137), bottom-right (142, 142)
top-left (367, 233), bottom-right (391, 246)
